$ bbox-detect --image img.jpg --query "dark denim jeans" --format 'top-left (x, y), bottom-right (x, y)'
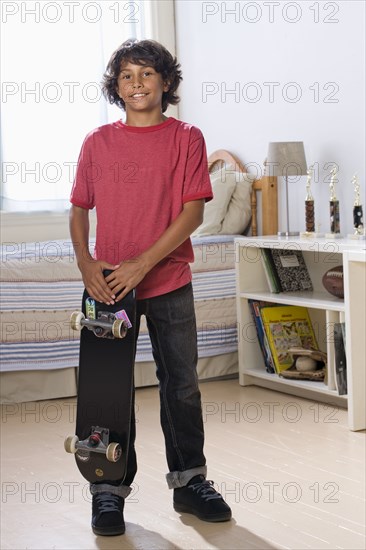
top-left (90, 283), bottom-right (207, 498)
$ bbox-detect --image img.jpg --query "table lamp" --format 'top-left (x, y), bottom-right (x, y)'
top-left (265, 142), bottom-right (307, 236)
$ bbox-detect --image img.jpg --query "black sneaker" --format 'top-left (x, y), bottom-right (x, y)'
top-left (173, 475), bottom-right (232, 522)
top-left (91, 492), bottom-right (125, 536)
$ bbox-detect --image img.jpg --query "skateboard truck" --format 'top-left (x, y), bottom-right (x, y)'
top-left (64, 426), bottom-right (122, 462)
top-left (70, 311), bottom-right (128, 339)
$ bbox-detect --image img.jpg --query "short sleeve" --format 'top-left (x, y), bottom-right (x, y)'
top-left (70, 132), bottom-right (95, 210)
top-left (183, 128), bottom-right (213, 204)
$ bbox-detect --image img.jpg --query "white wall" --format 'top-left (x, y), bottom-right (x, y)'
top-left (175, 0), bottom-right (365, 235)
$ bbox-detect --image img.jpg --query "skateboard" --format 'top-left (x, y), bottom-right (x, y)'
top-left (64, 274), bottom-right (136, 484)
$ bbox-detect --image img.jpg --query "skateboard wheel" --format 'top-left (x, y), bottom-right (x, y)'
top-left (64, 435), bottom-right (79, 454)
top-left (70, 311), bottom-right (85, 331)
top-left (106, 442), bottom-right (122, 462)
top-left (112, 319), bottom-right (128, 339)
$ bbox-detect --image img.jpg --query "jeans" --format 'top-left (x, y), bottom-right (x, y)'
top-left (90, 282), bottom-right (207, 498)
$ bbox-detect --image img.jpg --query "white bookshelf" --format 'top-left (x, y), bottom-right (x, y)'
top-left (235, 236), bottom-right (366, 431)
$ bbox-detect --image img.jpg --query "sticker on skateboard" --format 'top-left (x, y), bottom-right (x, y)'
top-left (85, 297), bottom-right (96, 320)
top-left (115, 309), bottom-right (132, 329)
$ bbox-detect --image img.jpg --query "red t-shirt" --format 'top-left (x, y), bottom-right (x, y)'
top-left (70, 117), bottom-right (213, 299)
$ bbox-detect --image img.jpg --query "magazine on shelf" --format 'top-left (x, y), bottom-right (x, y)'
top-left (248, 299), bottom-right (276, 373)
top-left (260, 305), bottom-right (319, 373)
top-left (334, 322), bottom-right (347, 395)
top-left (260, 248), bottom-right (281, 293)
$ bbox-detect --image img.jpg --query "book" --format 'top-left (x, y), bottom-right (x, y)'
top-left (270, 248), bottom-right (313, 292)
top-left (260, 305), bottom-right (319, 373)
top-left (334, 322), bottom-right (347, 395)
top-left (260, 248), bottom-right (281, 293)
top-left (248, 299), bottom-right (276, 373)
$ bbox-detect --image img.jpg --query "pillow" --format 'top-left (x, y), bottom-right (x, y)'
top-left (192, 166), bottom-right (236, 236)
top-left (193, 165), bottom-right (254, 236)
top-left (221, 170), bottom-right (255, 234)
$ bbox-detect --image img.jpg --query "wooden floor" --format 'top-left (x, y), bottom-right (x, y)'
top-left (1, 379), bottom-right (365, 550)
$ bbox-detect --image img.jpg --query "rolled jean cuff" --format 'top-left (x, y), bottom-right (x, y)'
top-left (166, 466), bottom-right (207, 489)
top-left (90, 483), bottom-right (132, 498)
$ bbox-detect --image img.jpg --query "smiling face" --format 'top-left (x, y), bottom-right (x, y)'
top-left (116, 62), bottom-right (170, 118)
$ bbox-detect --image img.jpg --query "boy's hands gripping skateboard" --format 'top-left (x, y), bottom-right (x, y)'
top-left (65, 273), bottom-right (136, 484)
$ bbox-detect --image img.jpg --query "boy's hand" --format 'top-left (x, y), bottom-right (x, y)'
top-left (79, 258), bottom-right (117, 304)
top-left (105, 257), bottom-right (149, 302)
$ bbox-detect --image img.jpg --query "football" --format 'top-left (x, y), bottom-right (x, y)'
top-left (322, 265), bottom-right (344, 298)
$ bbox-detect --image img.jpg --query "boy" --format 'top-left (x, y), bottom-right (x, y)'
top-left (70, 39), bottom-right (232, 536)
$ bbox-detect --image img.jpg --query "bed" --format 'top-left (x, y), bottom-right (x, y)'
top-left (0, 150), bottom-right (278, 403)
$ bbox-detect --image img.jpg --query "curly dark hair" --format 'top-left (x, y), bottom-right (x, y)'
top-left (101, 39), bottom-right (182, 113)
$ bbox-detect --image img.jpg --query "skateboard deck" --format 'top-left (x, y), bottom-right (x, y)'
top-left (65, 279), bottom-right (136, 484)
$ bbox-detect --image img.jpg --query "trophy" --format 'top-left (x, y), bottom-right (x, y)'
top-left (348, 174), bottom-right (365, 239)
top-left (300, 164), bottom-right (325, 238)
top-left (326, 164), bottom-right (341, 238)
top-left (305, 165), bottom-right (315, 233)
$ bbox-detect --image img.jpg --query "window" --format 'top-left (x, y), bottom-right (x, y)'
top-left (1, 1), bottom-right (148, 212)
